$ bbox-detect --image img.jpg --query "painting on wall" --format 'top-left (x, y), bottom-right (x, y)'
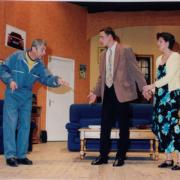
top-left (135, 54), bottom-right (154, 84)
top-left (79, 64), bottom-right (87, 79)
top-left (5, 24), bottom-right (26, 50)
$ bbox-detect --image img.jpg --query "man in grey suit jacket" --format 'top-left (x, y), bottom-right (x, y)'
top-left (88, 27), bottom-right (147, 167)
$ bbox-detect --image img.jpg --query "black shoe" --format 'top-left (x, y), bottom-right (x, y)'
top-left (158, 160), bottom-right (174, 168)
top-left (17, 158), bottom-right (33, 165)
top-left (91, 156), bottom-right (108, 165)
top-left (113, 158), bottom-right (125, 167)
top-left (172, 164), bottom-right (180, 170)
top-left (6, 158), bottom-right (18, 167)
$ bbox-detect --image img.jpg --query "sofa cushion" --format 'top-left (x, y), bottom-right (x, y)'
top-left (79, 118), bottom-right (101, 127)
top-left (130, 104), bottom-right (153, 119)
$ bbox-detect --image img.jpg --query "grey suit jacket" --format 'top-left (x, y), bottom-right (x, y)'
top-left (93, 44), bottom-right (147, 103)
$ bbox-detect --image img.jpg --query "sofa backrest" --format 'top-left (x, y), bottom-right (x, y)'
top-left (69, 103), bottom-right (153, 128)
top-left (129, 103), bottom-right (153, 127)
top-left (69, 104), bottom-right (101, 127)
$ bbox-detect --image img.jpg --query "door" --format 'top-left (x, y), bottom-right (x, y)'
top-left (46, 56), bottom-right (74, 141)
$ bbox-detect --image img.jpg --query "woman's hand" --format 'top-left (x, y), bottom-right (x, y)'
top-left (142, 89), bottom-right (153, 101)
top-left (142, 84), bottom-right (155, 101)
top-left (143, 84), bottom-right (155, 92)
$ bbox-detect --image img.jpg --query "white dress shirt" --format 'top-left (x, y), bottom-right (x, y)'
top-left (105, 42), bottom-right (117, 83)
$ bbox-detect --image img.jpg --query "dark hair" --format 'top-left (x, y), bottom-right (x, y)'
top-left (114, 35), bottom-right (120, 43)
top-left (100, 27), bottom-right (117, 40)
top-left (156, 32), bottom-right (175, 50)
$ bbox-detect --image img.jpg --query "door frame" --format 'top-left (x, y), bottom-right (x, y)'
top-left (46, 55), bottom-right (75, 141)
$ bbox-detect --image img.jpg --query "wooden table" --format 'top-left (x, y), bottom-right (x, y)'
top-left (79, 128), bottom-right (159, 160)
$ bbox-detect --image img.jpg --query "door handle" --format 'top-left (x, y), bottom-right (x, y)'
top-left (49, 99), bottom-right (54, 107)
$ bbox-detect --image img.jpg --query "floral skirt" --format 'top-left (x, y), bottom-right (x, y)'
top-left (152, 89), bottom-right (180, 153)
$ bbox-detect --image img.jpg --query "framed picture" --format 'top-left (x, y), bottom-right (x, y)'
top-left (5, 24), bottom-right (26, 50)
top-left (135, 54), bottom-right (154, 84)
top-left (97, 47), bottom-right (106, 64)
top-left (79, 64), bottom-right (87, 79)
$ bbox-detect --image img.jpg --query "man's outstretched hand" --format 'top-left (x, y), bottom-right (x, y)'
top-left (58, 78), bottom-right (69, 87)
top-left (87, 92), bottom-right (97, 104)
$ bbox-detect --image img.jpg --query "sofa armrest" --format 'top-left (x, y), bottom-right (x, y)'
top-left (66, 122), bottom-right (81, 131)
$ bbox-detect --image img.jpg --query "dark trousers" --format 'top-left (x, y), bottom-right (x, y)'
top-left (100, 85), bottom-right (130, 159)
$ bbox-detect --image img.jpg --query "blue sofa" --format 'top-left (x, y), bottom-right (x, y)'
top-left (66, 103), bottom-right (153, 152)
top-left (0, 100), bottom-right (4, 154)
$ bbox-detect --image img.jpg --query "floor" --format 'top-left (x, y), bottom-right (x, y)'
top-left (0, 142), bottom-right (179, 180)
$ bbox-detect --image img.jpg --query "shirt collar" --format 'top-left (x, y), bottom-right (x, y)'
top-left (25, 49), bottom-right (41, 63)
top-left (108, 42), bottom-right (117, 52)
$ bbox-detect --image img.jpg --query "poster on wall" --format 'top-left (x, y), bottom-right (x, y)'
top-left (79, 64), bottom-right (87, 79)
top-left (5, 24), bottom-right (26, 50)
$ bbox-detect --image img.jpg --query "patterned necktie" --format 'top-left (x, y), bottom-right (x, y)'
top-left (106, 48), bottom-right (113, 88)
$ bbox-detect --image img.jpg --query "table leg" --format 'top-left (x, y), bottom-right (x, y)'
top-left (150, 139), bottom-right (154, 159)
top-left (155, 138), bottom-right (159, 161)
top-left (84, 139), bottom-right (87, 151)
top-left (80, 139), bottom-right (85, 160)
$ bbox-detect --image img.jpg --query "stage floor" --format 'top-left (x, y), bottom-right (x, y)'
top-left (0, 142), bottom-right (179, 180)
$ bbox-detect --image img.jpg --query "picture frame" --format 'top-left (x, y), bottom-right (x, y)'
top-left (97, 47), bottom-right (106, 64)
top-left (79, 64), bottom-right (87, 79)
top-left (5, 24), bottom-right (26, 50)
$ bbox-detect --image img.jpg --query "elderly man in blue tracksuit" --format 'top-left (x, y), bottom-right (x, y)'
top-left (0, 39), bottom-right (68, 167)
